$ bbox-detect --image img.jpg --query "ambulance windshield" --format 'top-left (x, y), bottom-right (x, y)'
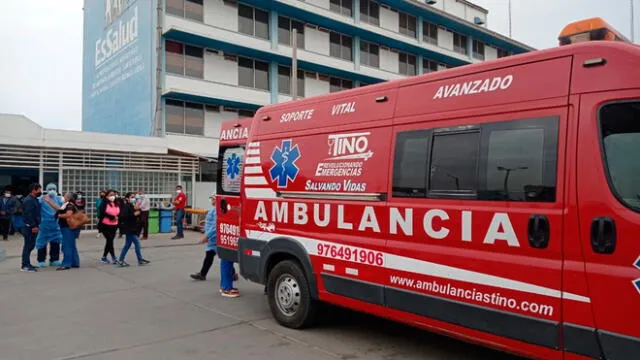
top-left (600, 102), bottom-right (640, 211)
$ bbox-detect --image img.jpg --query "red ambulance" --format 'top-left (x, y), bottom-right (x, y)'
top-left (216, 19), bottom-right (640, 360)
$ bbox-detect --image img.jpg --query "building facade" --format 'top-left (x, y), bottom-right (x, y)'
top-left (82, 0), bottom-right (534, 157)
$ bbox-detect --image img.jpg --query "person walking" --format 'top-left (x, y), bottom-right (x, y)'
top-left (171, 185), bottom-right (186, 240)
top-left (98, 190), bottom-right (119, 264)
top-left (0, 189), bottom-right (16, 241)
top-left (115, 192), bottom-right (150, 267)
top-left (35, 183), bottom-right (63, 267)
top-left (53, 192), bottom-right (80, 271)
top-left (20, 183), bottom-right (42, 272)
top-left (96, 191), bottom-right (105, 238)
top-left (190, 193), bottom-right (218, 281)
top-left (136, 189), bottom-right (150, 240)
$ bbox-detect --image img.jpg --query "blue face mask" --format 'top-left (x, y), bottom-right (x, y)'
top-left (47, 190), bottom-right (57, 197)
top-left (130, 198), bottom-right (137, 204)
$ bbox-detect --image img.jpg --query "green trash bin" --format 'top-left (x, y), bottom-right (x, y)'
top-left (148, 209), bottom-right (160, 234)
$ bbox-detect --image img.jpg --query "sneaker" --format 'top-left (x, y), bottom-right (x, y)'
top-left (50, 260), bottom-right (62, 267)
top-left (20, 266), bottom-right (38, 272)
top-left (38, 262), bottom-right (48, 268)
top-left (221, 289), bottom-right (240, 298)
top-left (116, 261), bottom-right (130, 268)
top-left (56, 266), bottom-right (71, 271)
top-left (171, 235), bottom-right (184, 240)
top-left (100, 257), bottom-right (110, 264)
top-left (138, 259), bottom-right (150, 266)
top-left (190, 273), bottom-right (206, 281)
top-left (111, 257), bottom-right (118, 264)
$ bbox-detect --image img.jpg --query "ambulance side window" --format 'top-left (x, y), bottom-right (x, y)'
top-left (429, 130), bottom-right (480, 196)
top-left (217, 146), bottom-right (245, 195)
top-left (392, 130), bottom-right (430, 197)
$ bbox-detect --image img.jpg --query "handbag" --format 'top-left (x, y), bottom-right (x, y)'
top-left (67, 210), bottom-right (90, 230)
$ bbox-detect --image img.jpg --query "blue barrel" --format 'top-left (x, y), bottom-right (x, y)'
top-left (159, 210), bottom-right (173, 233)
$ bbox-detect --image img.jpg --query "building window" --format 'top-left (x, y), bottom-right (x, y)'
top-left (238, 4), bottom-right (269, 40)
top-left (278, 65), bottom-right (305, 97)
top-left (399, 12), bottom-right (417, 39)
top-left (330, 77), bottom-right (353, 92)
top-left (165, 99), bottom-right (205, 136)
top-left (453, 32), bottom-right (468, 55)
top-left (423, 58), bottom-right (438, 73)
top-left (278, 16), bottom-right (305, 48)
top-left (398, 52), bottom-right (416, 76)
top-left (423, 21), bottom-right (437, 45)
top-left (360, 40), bottom-right (379, 68)
top-left (360, 0), bottom-right (379, 26)
top-left (330, 32), bottom-right (353, 61)
top-left (165, 40), bottom-right (203, 79)
top-left (238, 57), bottom-right (269, 91)
top-left (497, 48), bottom-right (509, 58)
top-left (473, 39), bottom-right (485, 60)
top-left (330, 0), bottom-right (353, 17)
top-left (166, 0), bottom-right (204, 21)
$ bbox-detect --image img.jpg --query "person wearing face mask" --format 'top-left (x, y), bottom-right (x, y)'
top-left (0, 189), bottom-right (17, 241)
top-left (136, 189), bottom-right (150, 240)
top-left (171, 185), bottom-right (187, 240)
top-left (21, 183), bottom-right (42, 272)
top-left (53, 192), bottom-right (80, 271)
top-left (98, 190), bottom-right (120, 264)
top-left (115, 192), bottom-right (150, 267)
top-left (35, 183), bottom-right (63, 267)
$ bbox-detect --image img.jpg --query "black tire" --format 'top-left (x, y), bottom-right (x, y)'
top-left (267, 260), bottom-right (317, 329)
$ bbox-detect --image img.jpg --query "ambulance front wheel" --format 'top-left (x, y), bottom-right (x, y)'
top-left (267, 260), bottom-right (317, 329)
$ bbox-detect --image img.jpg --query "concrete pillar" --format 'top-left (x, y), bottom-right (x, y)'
top-left (270, 62), bottom-right (279, 104)
top-left (353, 0), bottom-right (360, 23)
top-left (353, 35), bottom-right (361, 71)
top-left (467, 35), bottom-right (473, 60)
top-left (417, 54), bottom-right (424, 75)
top-left (417, 16), bottom-right (423, 43)
top-left (269, 10), bottom-right (278, 50)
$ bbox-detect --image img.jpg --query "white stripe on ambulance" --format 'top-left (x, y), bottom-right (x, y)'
top-left (253, 201), bottom-right (520, 247)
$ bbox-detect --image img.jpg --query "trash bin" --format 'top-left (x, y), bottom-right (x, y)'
top-left (148, 209), bottom-right (159, 234)
top-left (159, 210), bottom-right (173, 233)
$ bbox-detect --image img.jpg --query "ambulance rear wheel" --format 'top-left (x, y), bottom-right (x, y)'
top-left (267, 260), bottom-right (316, 329)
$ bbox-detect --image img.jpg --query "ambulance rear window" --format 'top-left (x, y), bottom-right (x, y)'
top-left (218, 147), bottom-right (245, 195)
top-left (600, 101), bottom-right (640, 211)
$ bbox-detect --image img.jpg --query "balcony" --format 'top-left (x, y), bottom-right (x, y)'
top-left (164, 74), bottom-right (271, 106)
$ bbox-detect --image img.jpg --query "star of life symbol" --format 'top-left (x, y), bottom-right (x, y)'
top-left (269, 140), bottom-right (301, 188)
top-left (226, 153), bottom-right (241, 180)
top-left (633, 255), bottom-right (640, 295)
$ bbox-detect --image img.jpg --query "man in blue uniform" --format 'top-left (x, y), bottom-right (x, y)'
top-left (21, 183), bottom-right (42, 272)
top-left (35, 183), bottom-right (63, 267)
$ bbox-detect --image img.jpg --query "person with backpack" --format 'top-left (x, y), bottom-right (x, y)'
top-left (115, 192), bottom-right (150, 267)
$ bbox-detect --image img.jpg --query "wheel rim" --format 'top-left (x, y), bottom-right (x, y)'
top-left (275, 274), bottom-right (301, 317)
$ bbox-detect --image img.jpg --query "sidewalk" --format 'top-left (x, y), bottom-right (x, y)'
top-left (1, 229), bottom-right (201, 263)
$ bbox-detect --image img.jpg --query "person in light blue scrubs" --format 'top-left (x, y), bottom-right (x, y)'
top-left (35, 183), bottom-right (63, 267)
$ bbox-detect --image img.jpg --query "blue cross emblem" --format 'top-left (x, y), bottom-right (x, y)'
top-left (269, 139), bottom-right (301, 188)
top-left (634, 256), bottom-right (640, 295)
top-left (226, 153), bottom-right (241, 180)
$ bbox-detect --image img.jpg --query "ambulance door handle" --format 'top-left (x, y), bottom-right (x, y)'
top-left (590, 217), bottom-right (616, 254)
top-left (528, 215), bottom-right (550, 249)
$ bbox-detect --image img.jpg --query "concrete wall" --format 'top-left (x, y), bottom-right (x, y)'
top-left (437, 27), bottom-right (454, 51)
top-left (305, 26), bottom-right (331, 56)
top-left (204, 50), bottom-right (238, 85)
top-left (305, 0), bottom-right (331, 10)
top-left (204, 107), bottom-right (242, 138)
top-left (305, 76), bottom-right (330, 97)
top-left (379, 6), bottom-right (399, 33)
top-left (485, 45), bottom-right (498, 60)
top-left (379, 47), bottom-right (398, 73)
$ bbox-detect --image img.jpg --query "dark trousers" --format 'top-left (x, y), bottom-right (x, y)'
top-left (137, 211), bottom-right (149, 238)
top-left (21, 228), bottom-right (36, 268)
top-left (37, 242), bottom-right (60, 263)
top-left (200, 250), bottom-right (216, 277)
top-left (102, 225), bottom-right (117, 259)
top-left (0, 218), bottom-right (10, 239)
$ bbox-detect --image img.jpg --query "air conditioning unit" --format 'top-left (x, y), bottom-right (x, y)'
top-left (426, 0), bottom-right (437, 4)
top-left (474, 16), bottom-right (485, 25)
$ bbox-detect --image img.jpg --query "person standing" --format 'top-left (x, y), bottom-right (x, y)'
top-left (115, 192), bottom-right (150, 267)
top-left (52, 192), bottom-right (80, 271)
top-left (0, 189), bottom-right (16, 241)
top-left (99, 190), bottom-right (119, 264)
top-left (21, 183), bottom-right (42, 272)
top-left (171, 185), bottom-right (187, 240)
top-left (96, 191), bottom-right (105, 238)
top-left (35, 183), bottom-right (63, 267)
top-left (136, 189), bottom-right (150, 240)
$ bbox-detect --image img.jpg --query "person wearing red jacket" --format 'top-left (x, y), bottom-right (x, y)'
top-left (172, 185), bottom-right (187, 240)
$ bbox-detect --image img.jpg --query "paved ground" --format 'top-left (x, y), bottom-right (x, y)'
top-left (0, 231), bottom-right (521, 360)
